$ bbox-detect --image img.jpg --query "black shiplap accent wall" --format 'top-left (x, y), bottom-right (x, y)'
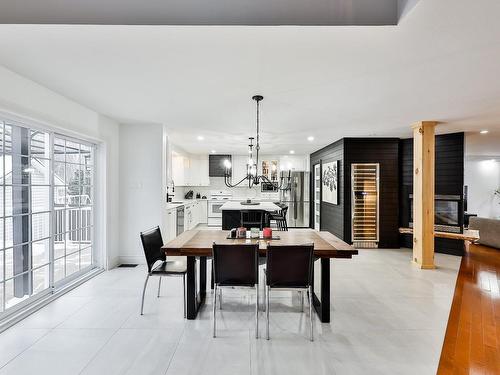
top-left (399, 132), bottom-right (465, 255)
top-left (310, 138), bottom-right (400, 248)
top-left (309, 139), bottom-right (344, 239)
top-left (344, 138), bottom-right (400, 248)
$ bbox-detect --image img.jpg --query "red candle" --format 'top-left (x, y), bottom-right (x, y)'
top-left (263, 227), bottom-right (272, 239)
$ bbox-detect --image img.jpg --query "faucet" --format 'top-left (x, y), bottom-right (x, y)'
top-left (166, 181), bottom-right (175, 203)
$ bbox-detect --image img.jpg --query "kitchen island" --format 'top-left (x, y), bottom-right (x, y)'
top-left (220, 201), bottom-right (281, 229)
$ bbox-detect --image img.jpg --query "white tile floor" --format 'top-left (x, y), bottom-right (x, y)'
top-left (0, 248), bottom-right (461, 375)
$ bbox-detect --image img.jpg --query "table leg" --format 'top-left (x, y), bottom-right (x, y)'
top-left (199, 256), bottom-right (207, 302)
top-left (186, 256), bottom-right (208, 320)
top-left (312, 258), bottom-right (330, 323)
top-left (186, 256), bottom-right (197, 319)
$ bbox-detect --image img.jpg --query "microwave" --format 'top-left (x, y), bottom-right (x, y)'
top-left (261, 182), bottom-right (278, 192)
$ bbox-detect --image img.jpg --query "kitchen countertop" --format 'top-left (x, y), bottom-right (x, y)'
top-left (165, 199), bottom-right (208, 210)
top-left (220, 201), bottom-right (281, 211)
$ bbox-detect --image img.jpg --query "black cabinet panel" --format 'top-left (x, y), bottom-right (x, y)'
top-left (209, 155), bottom-right (231, 177)
top-left (310, 139), bottom-right (344, 239)
top-left (344, 138), bottom-right (400, 248)
top-left (310, 133), bottom-right (464, 255)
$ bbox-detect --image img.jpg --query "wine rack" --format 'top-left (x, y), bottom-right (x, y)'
top-left (351, 163), bottom-right (379, 247)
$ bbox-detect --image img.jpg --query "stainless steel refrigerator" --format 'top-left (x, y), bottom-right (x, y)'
top-left (280, 171), bottom-right (310, 227)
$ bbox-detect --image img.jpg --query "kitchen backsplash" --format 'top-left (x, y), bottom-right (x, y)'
top-left (176, 177), bottom-right (279, 201)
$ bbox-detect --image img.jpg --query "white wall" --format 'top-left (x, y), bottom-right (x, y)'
top-left (465, 157), bottom-right (500, 219)
top-left (118, 123), bottom-right (164, 264)
top-left (0, 64), bottom-right (120, 269)
top-left (465, 133), bottom-right (500, 220)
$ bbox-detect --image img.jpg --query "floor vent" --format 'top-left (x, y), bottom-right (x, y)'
top-left (353, 241), bottom-right (378, 249)
top-left (118, 264), bottom-right (138, 268)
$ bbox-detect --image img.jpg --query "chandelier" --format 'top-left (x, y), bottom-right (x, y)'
top-left (224, 95), bottom-right (291, 190)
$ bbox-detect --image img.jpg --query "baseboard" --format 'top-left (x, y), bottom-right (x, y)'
top-left (107, 256), bottom-right (121, 270)
top-left (118, 255), bottom-right (145, 265)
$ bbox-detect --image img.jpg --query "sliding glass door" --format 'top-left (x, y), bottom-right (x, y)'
top-left (0, 118), bottom-right (97, 316)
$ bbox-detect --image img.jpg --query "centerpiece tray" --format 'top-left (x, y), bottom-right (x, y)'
top-left (226, 234), bottom-right (281, 240)
top-left (240, 202), bottom-right (261, 205)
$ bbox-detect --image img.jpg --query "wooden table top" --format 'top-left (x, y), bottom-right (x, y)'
top-left (163, 229), bottom-right (358, 258)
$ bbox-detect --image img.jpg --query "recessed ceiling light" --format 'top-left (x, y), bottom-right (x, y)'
top-left (307, 136), bottom-right (314, 141)
top-left (197, 135), bottom-right (204, 141)
top-left (480, 130), bottom-right (489, 134)
top-left (211, 150), bottom-right (216, 154)
top-left (289, 150), bottom-right (295, 154)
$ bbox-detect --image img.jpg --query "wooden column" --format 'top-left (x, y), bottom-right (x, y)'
top-left (412, 121), bottom-right (437, 269)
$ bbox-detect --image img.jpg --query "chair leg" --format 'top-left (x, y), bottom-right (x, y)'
top-left (183, 274), bottom-right (186, 318)
top-left (157, 277), bottom-right (162, 298)
top-left (266, 286), bottom-right (270, 340)
top-left (300, 291), bottom-right (304, 312)
top-left (262, 269), bottom-right (266, 312)
top-left (219, 287), bottom-right (223, 310)
top-left (213, 284), bottom-right (217, 338)
top-left (309, 285), bottom-right (314, 342)
top-left (255, 284), bottom-right (259, 339)
top-left (210, 264), bottom-right (214, 290)
top-left (140, 274), bottom-right (150, 315)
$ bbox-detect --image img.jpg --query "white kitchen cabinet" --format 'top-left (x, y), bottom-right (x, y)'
top-left (198, 200), bottom-right (208, 224)
top-left (172, 153), bottom-right (189, 186)
top-left (232, 155), bottom-right (249, 184)
top-left (165, 208), bottom-right (177, 242)
top-left (172, 151), bottom-right (210, 187)
top-left (279, 155), bottom-right (308, 172)
top-left (189, 156), bottom-right (210, 186)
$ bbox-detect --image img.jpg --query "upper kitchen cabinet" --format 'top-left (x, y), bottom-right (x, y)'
top-left (232, 155), bottom-right (249, 183)
top-left (189, 155), bottom-right (210, 186)
top-left (172, 152), bottom-right (189, 186)
top-left (209, 154), bottom-right (232, 177)
top-left (172, 150), bottom-right (210, 186)
top-left (279, 155), bottom-right (309, 172)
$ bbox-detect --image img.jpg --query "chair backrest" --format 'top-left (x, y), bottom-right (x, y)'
top-left (140, 226), bottom-right (166, 273)
top-left (240, 210), bottom-right (263, 229)
top-left (280, 206), bottom-right (288, 217)
top-left (266, 244), bottom-right (314, 288)
top-left (212, 243), bottom-right (259, 286)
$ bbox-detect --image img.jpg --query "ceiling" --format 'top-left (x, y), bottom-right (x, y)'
top-left (0, 0), bottom-right (400, 26)
top-left (0, 0), bottom-right (499, 155)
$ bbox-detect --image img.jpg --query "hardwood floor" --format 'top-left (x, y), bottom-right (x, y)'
top-left (437, 243), bottom-right (500, 374)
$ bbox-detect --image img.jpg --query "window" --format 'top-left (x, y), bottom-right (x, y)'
top-left (0, 118), bottom-right (97, 316)
top-left (53, 137), bottom-right (94, 282)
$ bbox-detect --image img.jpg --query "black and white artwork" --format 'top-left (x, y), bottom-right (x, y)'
top-left (322, 161), bottom-right (339, 205)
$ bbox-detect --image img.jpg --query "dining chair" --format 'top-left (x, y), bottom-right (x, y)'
top-left (240, 210), bottom-right (264, 230)
top-left (140, 226), bottom-right (187, 317)
top-left (265, 243), bottom-right (315, 341)
top-left (212, 243), bottom-right (259, 338)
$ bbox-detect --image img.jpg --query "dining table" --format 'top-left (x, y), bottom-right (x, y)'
top-left (162, 229), bottom-right (358, 323)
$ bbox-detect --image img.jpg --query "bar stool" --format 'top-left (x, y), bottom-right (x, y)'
top-left (268, 205), bottom-right (288, 231)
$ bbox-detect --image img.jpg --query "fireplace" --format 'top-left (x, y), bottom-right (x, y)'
top-left (409, 194), bottom-right (463, 233)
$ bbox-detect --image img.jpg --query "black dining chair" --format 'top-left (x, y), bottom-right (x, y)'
top-left (212, 243), bottom-right (259, 338)
top-left (264, 243), bottom-right (315, 341)
top-left (268, 205), bottom-right (288, 231)
top-left (140, 226), bottom-right (187, 317)
top-left (240, 210), bottom-right (264, 230)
